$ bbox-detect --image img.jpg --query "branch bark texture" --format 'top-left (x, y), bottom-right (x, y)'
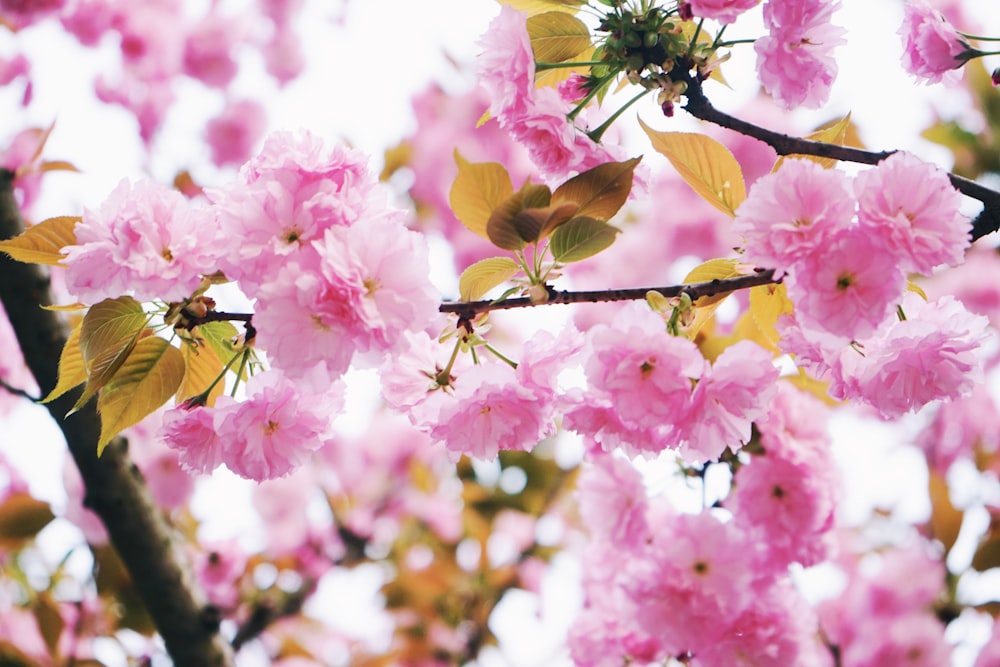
top-left (0, 169), bottom-right (235, 667)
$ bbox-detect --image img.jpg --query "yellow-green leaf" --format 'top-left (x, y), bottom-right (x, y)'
top-left (785, 369), bottom-right (840, 407)
top-left (0, 215), bottom-right (80, 265)
top-left (682, 258), bottom-right (741, 307)
top-left (72, 297), bottom-right (149, 412)
top-left (550, 216), bottom-right (619, 262)
top-left (449, 152), bottom-right (514, 240)
top-left (775, 112), bottom-right (854, 171)
top-left (499, 0), bottom-right (583, 14)
top-left (528, 12), bottom-right (591, 64)
top-left (96, 337), bottom-right (185, 455)
top-left (459, 257), bottom-right (522, 301)
top-left (177, 341), bottom-right (225, 407)
top-left (640, 119), bottom-right (746, 216)
top-left (41, 318), bottom-right (87, 404)
top-left (551, 157), bottom-right (641, 221)
top-left (748, 283), bottom-right (794, 350)
top-left (195, 321), bottom-right (243, 378)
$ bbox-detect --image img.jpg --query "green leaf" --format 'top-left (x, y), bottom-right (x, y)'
top-left (459, 257), bottom-right (522, 301)
top-left (551, 157), bottom-right (640, 221)
top-left (40, 318), bottom-right (87, 403)
top-left (96, 337), bottom-right (185, 455)
top-left (550, 216), bottom-right (619, 262)
top-left (72, 297), bottom-right (149, 413)
top-left (449, 152), bottom-right (514, 240)
top-left (0, 215), bottom-right (80, 266)
top-left (527, 12), bottom-right (591, 63)
top-left (194, 320), bottom-right (241, 368)
top-left (639, 119), bottom-right (746, 216)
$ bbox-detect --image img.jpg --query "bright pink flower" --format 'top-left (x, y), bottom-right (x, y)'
top-left (428, 363), bottom-right (553, 460)
top-left (688, 0), bottom-right (760, 24)
top-left (734, 158), bottom-right (854, 274)
top-left (755, 0), bottom-right (847, 109)
top-left (204, 98), bottom-right (268, 168)
top-left (63, 178), bottom-right (219, 303)
top-left (833, 293), bottom-right (989, 418)
top-left (213, 371), bottom-right (337, 481)
top-left (477, 6), bottom-right (535, 124)
top-left (785, 226), bottom-right (906, 341)
top-left (683, 340), bottom-right (779, 462)
top-left (855, 151), bottom-right (969, 275)
top-left (0, 0), bottom-right (65, 28)
top-left (195, 540), bottom-right (247, 611)
top-left (899, 0), bottom-right (969, 84)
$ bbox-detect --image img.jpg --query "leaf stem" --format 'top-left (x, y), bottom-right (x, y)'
top-left (587, 88), bottom-right (649, 142)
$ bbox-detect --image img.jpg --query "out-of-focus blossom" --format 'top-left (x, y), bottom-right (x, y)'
top-left (205, 98), bottom-right (268, 168)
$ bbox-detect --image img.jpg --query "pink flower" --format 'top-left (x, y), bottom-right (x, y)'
top-left (576, 454), bottom-right (649, 549)
top-left (734, 158), bottom-right (854, 275)
top-left (63, 178), bottom-right (219, 303)
top-left (195, 541), bottom-right (247, 611)
top-left (833, 293), bottom-right (989, 418)
top-left (428, 363), bottom-right (553, 460)
top-left (916, 385), bottom-right (1000, 473)
top-left (161, 405), bottom-right (225, 475)
top-left (688, 0), bottom-right (760, 24)
top-left (204, 99), bottom-right (268, 168)
top-left (682, 340), bottom-right (779, 462)
top-left (182, 11), bottom-right (242, 87)
top-left (253, 219), bottom-right (438, 379)
top-left (855, 151), bottom-right (969, 275)
top-left (785, 226), bottom-right (906, 341)
top-left (899, 0), bottom-right (970, 84)
top-left (477, 6), bottom-right (535, 124)
top-left (214, 371), bottom-right (337, 481)
top-left (755, 0), bottom-right (847, 109)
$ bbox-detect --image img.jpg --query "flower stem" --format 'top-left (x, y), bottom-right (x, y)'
top-left (586, 88), bottom-right (649, 142)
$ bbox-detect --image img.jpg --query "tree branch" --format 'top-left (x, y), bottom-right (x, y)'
top-left (679, 73), bottom-right (1000, 240)
top-left (0, 169), bottom-right (235, 667)
top-left (438, 269), bottom-right (778, 320)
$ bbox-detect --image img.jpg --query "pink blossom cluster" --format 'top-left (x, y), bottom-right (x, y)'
top-left (570, 442), bottom-right (836, 666)
top-left (162, 369), bottom-right (339, 481)
top-left (686, 0), bottom-right (759, 25)
top-left (564, 306), bottom-right (779, 462)
top-left (736, 153), bottom-right (970, 343)
top-left (899, 0), bottom-right (970, 84)
top-left (755, 0), bottom-right (847, 109)
top-left (476, 7), bottom-right (623, 179)
top-left (819, 541), bottom-right (951, 667)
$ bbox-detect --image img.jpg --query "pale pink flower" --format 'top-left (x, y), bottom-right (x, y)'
top-left (842, 614), bottom-right (950, 667)
top-left (916, 385), bottom-right (1000, 473)
top-left (161, 405), bottom-right (224, 475)
top-left (734, 158), bottom-right (854, 274)
top-left (262, 27), bottom-right (305, 85)
top-left (63, 178), bottom-right (219, 303)
top-left (688, 0), bottom-right (760, 24)
top-left (204, 99), bottom-right (268, 168)
top-left (0, 303), bottom-right (38, 417)
top-left (975, 618), bottom-right (1000, 667)
top-left (253, 219), bottom-right (437, 379)
top-left (576, 454), bottom-right (649, 549)
top-left (516, 324), bottom-right (585, 394)
top-left (195, 540), bottom-right (247, 611)
top-left (899, 0), bottom-right (970, 84)
top-left (755, 0), bottom-right (847, 109)
top-left (833, 293), bottom-right (989, 418)
top-left (785, 226), bottom-right (906, 341)
top-left (683, 340), bottom-right (779, 462)
top-left (855, 151), bottom-right (969, 275)
top-left (182, 11), bottom-right (242, 87)
top-left (428, 363), bottom-right (552, 460)
top-left (0, 0), bottom-right (65, 28)
top-left (214, 371), bottom-right (336, 481)
top-left (477, 6), bottom-right (535, 124)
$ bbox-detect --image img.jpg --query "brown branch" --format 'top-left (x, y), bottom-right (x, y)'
top-left (679, 73), bottom-right (1000, 241)
top-left (438, 269), bottom-right (778, 320)
top-left (0, 169), bottom-right (235, 667)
